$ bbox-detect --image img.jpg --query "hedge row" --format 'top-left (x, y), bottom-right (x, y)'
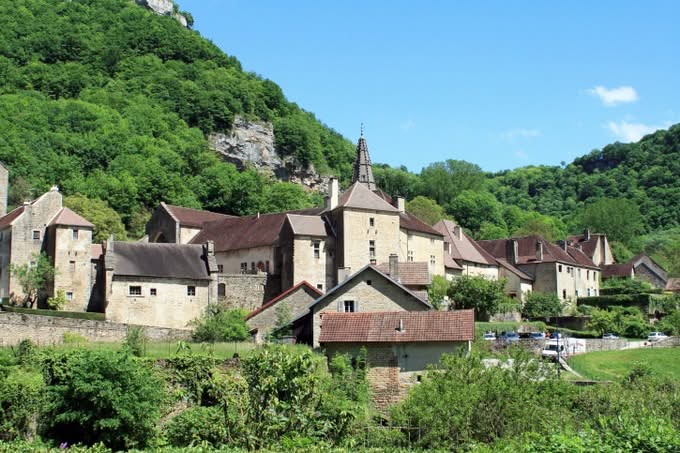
top-left (0, 305), bottom-right (106, 321)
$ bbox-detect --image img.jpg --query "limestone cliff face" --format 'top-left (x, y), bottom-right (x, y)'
top-left (135, 0), bottom-right (188, 27)
top-left (209, 117), bottom-right (328, 192)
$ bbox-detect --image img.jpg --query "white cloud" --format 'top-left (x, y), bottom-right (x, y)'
top-left (514, 150), bottom-right (529, 160)
top-left (400, 119), bottom-right (416, 132)
top-left (502, 129), bottom-right (541, 140)
top-left (588, 85), bottom-right (639, 106)
top-left (606, 120), bottom-right (666, 142)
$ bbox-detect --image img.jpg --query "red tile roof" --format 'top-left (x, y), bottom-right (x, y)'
top-left (319, 310), bottom-right (475, 343)
top-left (337, 182), bottom-right (399, 212)
top-left (567, 232), bottom-right (605, 258)
top-left (0, 205), bottom-right (25, 229)
top-left (602, 263), bottom-right (633, 279)
top-left (49, 207), bottom-right (94, 228)
top-left (478, 235), bottom-right (598, 269)
top-left (246, 281), bottom-right (322, 320)
top-left (163, 202), bottom-right (235, 228)
top-left (399, 212), bottom-right (443, 236)
top-left (435, 219), bottom-right (497, 265)
top-left (376, 261), bottom-right (431, 286)
top-left (496, 258), bottom-right (533, 281)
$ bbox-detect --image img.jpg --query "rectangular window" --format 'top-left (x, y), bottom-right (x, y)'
top-left (316, 283), bottom-right (323, 291)
top-left (72, 229), bottom-right (79, 240)
top-left (32, 230), bottom-right (41, 240)
top-left (369, 240), bottom-right (375, 258)
top-left (187, 286), bottom-right (196, 296)
top-left (69, 260), bottom-right (76, 272)
top-left (313, 241), bottom-right (320, 259)
top-left (587, 288), bottom-right (591, 296)
top-left (240, 262), bottom-right (247, 273)
top-left (250, 262), bottom-right (255, 271)
top-left (587, 270), bottom-right (590, 280)
top-left (562, 289), bottom-right (567, 300)
top-left (150, 288), bottom-right (157, 296)
top-left (408, 250), bottom-right (414, 262)
top-left (66, 291), bottom-right (73, 301)
top-left (369, 217), bottom-right (375, 227)
top-left (575, 289), bottom-right (580, 297)
top-left (343, 300), bottom-right (355, 313)
top-left (217, 264), bottom-right (224, 273)
top-left (430, 255), bottom-right (436, 266)
top-left (129, 286), bottom-right (142, 296)
top-left (558, 265), bottom-right (563, 272)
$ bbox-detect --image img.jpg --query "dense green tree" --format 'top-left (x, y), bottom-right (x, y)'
top-left (10, 252), bottom-right (55, 308)
top-left (521, 292), bottom-right (563, 318)
top-left (580, 198), bottom-right (644, 244)
top-left (64, 194), bottom-right (127, 241)
top-left (406, 196), bottom-right (446, 226)
top-left (418, 160), bottom-right (485, 206)
top-left (191, 306), bottom-right (249, 343)
top-left (447, 275), bottom-right (509, 320)
top-left (448, 190), bottom-right (505, 233)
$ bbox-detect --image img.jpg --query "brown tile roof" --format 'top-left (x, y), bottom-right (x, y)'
top-left (376, 261), bottom-right (431, 286)
top-left (112, 242), bottom-right (210, 280)
top-left (319, 310), bottom-right (475, 343)
top-left (478, 235), bottom-right (598, 269)
top-left (496, 258), bottom-right (533, 281)
top-left (246, 281), bottom-right (322, 320)
top-left (399, 212), bottom-right (443, 236)
top-left (163, 202), bottom-right (235, 228)
top-left (567, 246), bottom-right (598, 268)
top-left (286, 214), bottom-right (328, 236)
top-left (49, 207), bottom-right (94, 228)
top-left (0, 205), bottom-right (25, 229)
top-left (567, 232), bottom-right (605, 258)
top-left (434, 220), bottom-right (497, 266)
top-left (336, 182), bottom-right (399, 212)
top-left (602, 263), bottom-right (633, 279)
top-left (444, 253), bottom-right (463, 270)
top-left (666, 278), bottom-right (680, 292)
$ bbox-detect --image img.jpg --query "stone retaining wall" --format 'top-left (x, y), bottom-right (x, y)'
top-left (0, 312), bottom-right (190, 346)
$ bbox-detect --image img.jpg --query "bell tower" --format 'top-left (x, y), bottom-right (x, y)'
top-left (351, 125), bottom-right (376, 190)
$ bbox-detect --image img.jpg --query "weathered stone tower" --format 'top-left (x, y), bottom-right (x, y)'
top-left (352, 133), bottom-right (376, 191)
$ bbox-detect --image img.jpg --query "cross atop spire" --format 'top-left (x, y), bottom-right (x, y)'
top-left (352, 131), bottom-right (376, 191)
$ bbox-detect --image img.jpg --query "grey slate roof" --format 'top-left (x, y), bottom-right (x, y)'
top-left (286, 214), bottom-right (328, 236)
top-left (336, 182), bottom-right (399, 212)
top-left (112, 242), bottom-right (211, 280)
top-left (352, 136), bottom-right (376, 191)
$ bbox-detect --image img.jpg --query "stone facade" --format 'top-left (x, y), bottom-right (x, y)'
top-left (461, 262), bottom-right (499, 280)
top-left (216, 273), bottom-right (268, 312)
top-left (0, 311), bottom-right (190, 346)
top-left (322, 342), bottom-right (468, 409)
top-left (399, 230), bottom-right (444, 277)
top-left (46, 224), bottom-right (94, 311)
top-left (106, 276), bottom-right (212, 329)
top-left (336, 209), bottom-right (401, 272)
top-left (246, 282), bottom-right (320, 344)
top-left (310, 267), bottom-right (429, 347)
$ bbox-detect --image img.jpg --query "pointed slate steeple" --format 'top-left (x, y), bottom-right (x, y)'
top-left (352, 130), bottom-right (376, 191)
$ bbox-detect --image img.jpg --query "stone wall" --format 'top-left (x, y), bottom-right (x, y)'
top-left (584, 338), bottom-right (628, 352)
top-left (399, 229), bottom-right (445, 278)
top-left (217, 273), bottom-right (267, 312)
top-left (0, 311), bottom-right (190, 346)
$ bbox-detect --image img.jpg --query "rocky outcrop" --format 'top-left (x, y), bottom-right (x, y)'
top-left (134, 0), bottom-right (188, 27)
top-left (209, 117), bottom-right (329, 192)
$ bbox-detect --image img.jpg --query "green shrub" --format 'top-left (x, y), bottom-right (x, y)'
top-left (521, 292), bottom-right (562, 318)
top-left (191, 306), bottom-right (249, 343)
top-left (0, 305), bottom-right (105, 321)
top-left (123, 326), bottom-right (147, 357)
top-left (166, 354), bottom-right (218, 406)
top-left (40, 349), bottom-right (165, 450)
top-left (0, 369), bottom-right (44, 441)
top-left (656, 310), bottom-right (680, 335)
top-left (164, 406), bottom-right (227, 448)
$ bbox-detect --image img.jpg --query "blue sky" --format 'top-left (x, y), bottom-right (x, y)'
top-left (179, 1), bottom-right (680, 173)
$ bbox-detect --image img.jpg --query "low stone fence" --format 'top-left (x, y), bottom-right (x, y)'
top-left (0, 312), bottom-right (191, 347)
top-left (583, 338), bottom-right (628, 353)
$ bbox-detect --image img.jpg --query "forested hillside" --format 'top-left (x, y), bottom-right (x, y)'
top-left (0, 0), bottom-right (352, 234)
top-left (1, 0), bottom-right (678, 274)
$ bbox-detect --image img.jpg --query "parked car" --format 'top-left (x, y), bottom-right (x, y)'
top-left (530, 332), bottom-right (546, 340)
top-left (602, 333), bottom-right (619, 340)
top-left (648, 331), bottom-right (668, 342)
top-left (500, 332), bottom-right (520, 343)
top-left (483, 332), bottom-right (496, 341)
top-left (549, 332), bottom-right (563, 339)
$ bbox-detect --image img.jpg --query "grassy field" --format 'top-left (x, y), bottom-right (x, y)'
top-left (568, 347), bottom-right (680, 381)
top-left (3, 340), bottom-right (255, 359)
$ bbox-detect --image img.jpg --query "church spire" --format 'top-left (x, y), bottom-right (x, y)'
top-left (352, 128), bottom-right (376, 191)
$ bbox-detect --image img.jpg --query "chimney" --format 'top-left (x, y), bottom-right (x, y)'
top-left (337, 267), bottom-right (351, 282)
top-left (396, 196), bottom-right (405, 213)
top-left (536, 241), bottom-right (544, 261)
top-left (326, 177), bottom-right (339, 210)
top-left (397, 318), bottom-right (406, 333)
top-left (584, 229), bottom-right (591, 241)
top-left (453, 225), bottom-right (462, 241)
top-left (206, 240), bottom-right (215, 256)
top-left (507, 239), bottom-right (518, 265)
top-left (389, 253), bottom-right (399, 282)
